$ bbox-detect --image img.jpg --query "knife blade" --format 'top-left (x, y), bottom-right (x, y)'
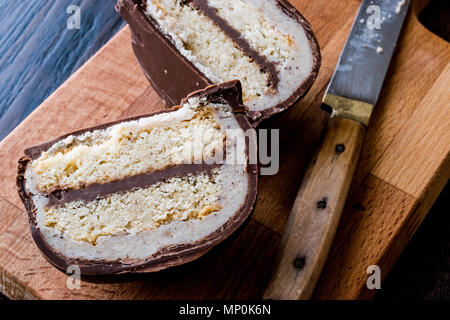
top-left (323, 0), bottom-right (411, 125)
top-left (264, 0), bottom-right (410, 300)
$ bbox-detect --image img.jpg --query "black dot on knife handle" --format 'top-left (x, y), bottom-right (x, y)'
top-left (317, 198), bottom-right (327, 209)
top-left (293, 256), bottom-right (306, 270)
top-left (335, 143), bottom-right (345, 154)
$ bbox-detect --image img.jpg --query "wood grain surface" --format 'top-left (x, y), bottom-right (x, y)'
top-left (0, 0), bottom-right (449, 300)
top-left (375, 182), bottom-right (449, 300)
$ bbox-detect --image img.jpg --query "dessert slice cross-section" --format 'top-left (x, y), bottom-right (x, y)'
top-left (17, 81), bottom-right (257, 275)
top-left (117, 0), bottom-right (321, 124)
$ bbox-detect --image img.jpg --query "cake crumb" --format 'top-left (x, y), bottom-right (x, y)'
top-left (376, 46), bottom-right (384, 54)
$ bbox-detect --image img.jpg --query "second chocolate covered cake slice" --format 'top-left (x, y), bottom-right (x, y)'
top-left (117, 0), bottom-right (321, 124)
top-left (17, 81), bottom-right (257, 275)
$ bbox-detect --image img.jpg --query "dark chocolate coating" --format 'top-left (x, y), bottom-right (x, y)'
top-left (17, 81), bottom-right (258, 275)
top-left (116, 0), bottom-right (321, 126)
top-left (117, 0), bottom-right (211, 107)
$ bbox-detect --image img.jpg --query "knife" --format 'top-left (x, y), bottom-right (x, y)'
top-left (264, 0), bottom-right (411, 300)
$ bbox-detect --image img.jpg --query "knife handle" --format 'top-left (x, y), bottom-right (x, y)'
top-left (264, 116), bottom-right (366, 300)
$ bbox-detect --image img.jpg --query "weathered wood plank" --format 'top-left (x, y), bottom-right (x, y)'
top-left (0, 0), bottom-right (125, 140)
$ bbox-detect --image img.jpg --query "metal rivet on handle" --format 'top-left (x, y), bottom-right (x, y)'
top-left (293, 256), bottom-right (306, 270)
top-left (335, 143), bottom-right (345, 154)
top-left (317, 198), bottom-right (327, 209)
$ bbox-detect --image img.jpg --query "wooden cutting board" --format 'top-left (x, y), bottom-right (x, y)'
top-left (0, 0), bottom-right (448, 300)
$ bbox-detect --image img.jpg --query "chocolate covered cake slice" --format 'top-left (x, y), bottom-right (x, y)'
top-left (17, 81), bottom-right (257, 275)
top-left (117, 0), bottom-right (321, 124)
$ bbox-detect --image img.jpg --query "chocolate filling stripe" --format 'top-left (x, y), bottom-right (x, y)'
top-left (189, 0), bottom-right (280, 89)
top-left (46, 163), bottom-right (221, 207)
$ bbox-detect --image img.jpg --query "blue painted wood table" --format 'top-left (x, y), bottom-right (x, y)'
top-left (0, 0), bottom-right (125, 141)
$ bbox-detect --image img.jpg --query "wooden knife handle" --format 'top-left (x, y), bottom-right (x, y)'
top-left (264, 116), bottom-right (366, 300)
